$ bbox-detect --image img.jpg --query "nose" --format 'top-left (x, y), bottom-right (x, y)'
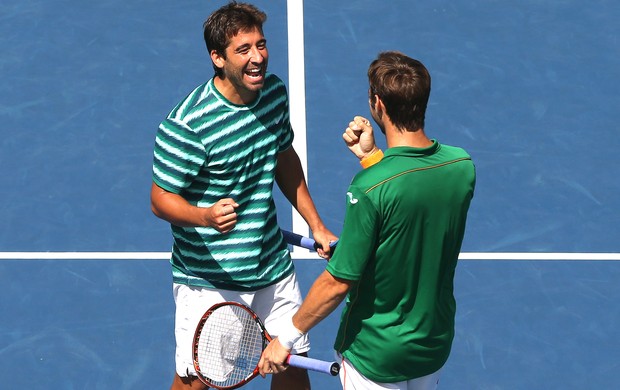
top-left (250, 46), bottom-right (266, 63)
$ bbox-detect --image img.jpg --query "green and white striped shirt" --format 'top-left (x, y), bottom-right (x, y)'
top-left (153, 73), bottom-right (294, 291)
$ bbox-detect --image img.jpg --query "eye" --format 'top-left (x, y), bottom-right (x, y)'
top-left (235, 44), bottom-right (251, 55)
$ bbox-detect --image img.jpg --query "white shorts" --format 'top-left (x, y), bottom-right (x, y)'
top-left (339, 356), bottom-right (442, 390)
top-left (173, 272), bottom-right (310, 377)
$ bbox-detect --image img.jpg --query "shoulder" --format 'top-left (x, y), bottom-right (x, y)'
top-left (437, 143), bottom-right (472, 161)
top-left (265, 72), bottom-right (285, 86)
top-left (436, 143), bottom-right (476, 185)
top-left (167, 80), bottom-right (212, 122)
top-left (263, 73), bottom-right (288, 94)
top-left (348, 165), bottom-right (388, 194)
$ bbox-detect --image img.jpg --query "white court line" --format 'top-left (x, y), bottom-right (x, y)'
top-left (287, 0), bottom-right (312, 258)
top-left (6, 3), bottom-right (615, 264)
top-left (279, 3), bottom-right (620, 264)
top-left (458, 252), bottom-right (620, 261)
top-left (0, 252), bottom-right (172, 260)
top-left (3, 5), bottom-right (314, 263)
top-left (1, 252), bottom-right (619, 260)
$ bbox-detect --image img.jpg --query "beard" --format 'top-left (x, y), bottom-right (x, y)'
top-left (370, 110), bottom-right (386, 135)
top-left (223, 61), bottom-right (268, 94)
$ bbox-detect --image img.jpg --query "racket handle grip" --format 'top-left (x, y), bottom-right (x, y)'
top-left (282, 230), bottom-right (320, 250)
top-left (287, 355), bottom-right (340, 376)
top-left (282, 230), bottom-right (339, 253)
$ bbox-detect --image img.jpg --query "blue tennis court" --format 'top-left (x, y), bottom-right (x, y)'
top-left (1, 0), bottom-right (619, 388)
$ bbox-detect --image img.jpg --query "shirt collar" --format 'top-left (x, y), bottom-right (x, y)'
top-left (383, 139), bottom-right (440, 158)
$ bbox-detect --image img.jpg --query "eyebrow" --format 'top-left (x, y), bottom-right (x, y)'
top-left (234, 44), bottom-right (250, 53)
top-left (233, 39), bottom-right (267, 54)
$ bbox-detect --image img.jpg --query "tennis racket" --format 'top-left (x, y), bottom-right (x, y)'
top-left (193, 301), bottom-right (340, 389)
top-left (281, 230), bottom-right (338, 252)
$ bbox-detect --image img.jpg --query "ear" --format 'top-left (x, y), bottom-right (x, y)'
top-left (210, 50), bottom-right (225, 70)
top-left (375, 96), bottom-right (385, 120)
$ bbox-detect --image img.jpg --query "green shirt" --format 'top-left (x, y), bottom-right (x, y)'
top-left (152, 73), bottom-right (294, 291)
top-left (327, 141), bottom-right (475, 381)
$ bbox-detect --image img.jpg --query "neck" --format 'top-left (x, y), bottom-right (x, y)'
top-left (213, 76), bottom-right (257, 105)
top-left (385, 124), bottom-right (433, 148)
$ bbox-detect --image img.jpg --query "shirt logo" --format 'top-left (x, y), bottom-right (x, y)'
top-left (347, 192), bottom-right (359, 204)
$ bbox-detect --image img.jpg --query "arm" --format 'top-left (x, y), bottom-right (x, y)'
top-left (292, 270), bottom-right (351, 332)
top-left (275, 147), bottom-right (337, 256)
top-left (150, 182), bottom-right (238, 233)
top-left (258, 270), bottom-right (352, 375)
top-left (342, 116), bottom-right (383, 168)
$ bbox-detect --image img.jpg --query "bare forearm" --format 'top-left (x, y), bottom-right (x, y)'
top-left (275, 149), bottom-right (324, 231)
top-left (151, 183), bottom-right (204, 227)
top-left (259, 271), bottom-right (351, 376)
top-left (290, 182), bottom-right (324, 232)
top-left (292, 271), bottom-right (351, 333)
top-left (275, 148), bottom-right (338, 256)
top-left (150, 182), bottom-right (238, 232)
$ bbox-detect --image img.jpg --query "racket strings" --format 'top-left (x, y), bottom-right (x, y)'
top-left (196, 304), bottom-right (264, 387)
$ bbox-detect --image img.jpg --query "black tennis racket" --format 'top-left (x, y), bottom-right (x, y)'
top-left (193, 301), bottom-right (339, 389)
top-left (281, 230), bottom-right (338, 253)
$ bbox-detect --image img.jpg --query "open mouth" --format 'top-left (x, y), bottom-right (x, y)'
top-left (245, 67), bottom-right (263, 81)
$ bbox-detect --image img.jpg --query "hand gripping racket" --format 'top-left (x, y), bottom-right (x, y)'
top-left (281, 230), bottom-right (338, 253)
top-left (193, 301), bottom-right (340, 389)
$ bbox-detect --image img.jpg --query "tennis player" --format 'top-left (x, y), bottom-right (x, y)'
top-left (150, 2), bottom-right (336, 389)
top-left (259, 52), bottom-right (476, 389)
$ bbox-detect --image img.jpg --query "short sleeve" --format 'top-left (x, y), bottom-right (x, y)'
top-left (275, 81), bottom-right (294, 152)
top-left (152, 117), bottom-right (206, 193)
top-left (326, 185), bottom-right (380, 281)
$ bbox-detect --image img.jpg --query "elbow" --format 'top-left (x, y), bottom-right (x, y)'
top-left (151, 193), bottom-right (165, 220)
top-left (327, 273), bottom-right (353, 298)
top-left (151, 202), bottom-right (161, 218)
top-left (150, 182), bottom-right (164, 219)
top-left (151, 194), bottom-right (166, 220)
top-left (335, 284), bottom-right (351, 300)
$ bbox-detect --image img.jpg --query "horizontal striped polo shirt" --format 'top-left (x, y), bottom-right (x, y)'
top-left (152, 73), bottom-right (294, 290)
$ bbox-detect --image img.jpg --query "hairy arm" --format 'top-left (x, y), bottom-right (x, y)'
top-left (258, 270), bottom-right (352, 375)
top-left (292, 270), bottom-right (351, 331)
